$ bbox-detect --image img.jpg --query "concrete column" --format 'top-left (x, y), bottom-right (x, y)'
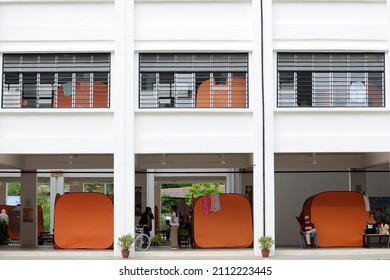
top-left (226, 169), bottom-right (242, 194)
top-left (49, 174), bottom-right (64, 233)
top-left (251, 0), bottom-right (264, 257)
top-left (20, 172), bottom-right (37, 246)
top-left (226, 169), bottom-right (234, 193)
top-left (146, 170), bottom-right (155, 235)
top-left (262, 0), bottom-right (276, 256)
top-left (113, 0), bottom-right (135, 257)
top-left (0, 182), bottom-right (6, 204)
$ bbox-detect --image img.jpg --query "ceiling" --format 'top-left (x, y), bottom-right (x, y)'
top-left (0, 152), bottom-right (388, 172)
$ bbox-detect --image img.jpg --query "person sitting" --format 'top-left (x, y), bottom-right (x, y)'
top-left (380, 221), bottom-right (389, 235)
top-left (365, 213), bottom-right (377, 234)
top-left (300, 215), bottom-right (316, 248)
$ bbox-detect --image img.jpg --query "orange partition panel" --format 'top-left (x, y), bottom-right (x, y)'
top-left (310, 191), bottom-right (368, 247)
top-left (193, 194), bottom-right (253, 248)
top-left (196, 78), bottom-right (246, 108)
top-left (54, 193), bottom-right (113, 249)
top-left (57, 82), bottom-right (108, 108)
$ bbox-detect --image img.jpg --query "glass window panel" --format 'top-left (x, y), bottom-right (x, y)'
top-left (314, 54), bottom-right (331, 71)
top-left (57, 54), bottom-right (74, 72)
top-left (140, 73), bottom-right (156, 91)
top-left (212, 54), bottom-right (229, 72)
top-left (333, 73), bottom-right (348, 107)
top-left (175, 54), bottom-right (193, 72)
top-left (313, 72), bottom-right (330, 107)
top-left (349, 54), bottom-right (366, 71)
top-left (295, 54), bottom-right (313, 71)
top-left (368, 72), bottom-right (384, 107)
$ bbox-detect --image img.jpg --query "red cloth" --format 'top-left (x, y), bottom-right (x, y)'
top-left (301, 222), bottom-right (315, 232)
top-left (202, 195), bottom-right (211, 215)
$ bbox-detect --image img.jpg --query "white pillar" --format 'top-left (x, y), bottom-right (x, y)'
top-left (226, 169), bottom-right (234, 193)
top-left (113, 0), bottom-right (135, 257)
top-left (251, 0), bottom-right (265, 257)
top-left (252, 0), bottom-right (275, 256)
top-left (20, 172), bottom-right (37, 246)
top-left (49, 174), bottom-right (64, 234)
top-left (146, 170), bottom-right (155, 235)
top-left (262, 0), bottom-right (276, 256)
top-left (226, 169), bottom-right (242, 194)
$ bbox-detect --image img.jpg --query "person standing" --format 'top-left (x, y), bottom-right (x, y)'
top-left (139, 206), bottom-right (154, 247)
top-left (170, 205), bottom-right (179, 249)
top-left (0, 209), bottom-right (9, 225)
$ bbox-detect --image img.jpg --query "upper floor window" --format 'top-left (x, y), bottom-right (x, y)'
top-left (2, 54), bottom-right (110, 109)
top-left (139, 53), bottom-right (248, 108)
top-left (277, 53), bottom-right (385, 108)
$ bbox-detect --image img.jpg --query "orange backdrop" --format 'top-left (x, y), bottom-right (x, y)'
top-left (57, 82), bottom-right (108, 108)
top-left (307, 191), bottom-right (368, 247)
top-left (196, 78), bottom-right (246, 108)
top-left (54, 193), bottom-right (113, 249)
top-left (193, 194), bottom-right (253, 248)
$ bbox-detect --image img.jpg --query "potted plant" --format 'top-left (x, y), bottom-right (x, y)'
top-left (150, 233), bottom-right (163, 246)
top-left (117, 233), bottom-right (134, 258)
top-left (258, 236), bottom-right (274, 258)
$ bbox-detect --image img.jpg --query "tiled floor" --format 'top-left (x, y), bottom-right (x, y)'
top-left (0, 245), bottom-right (389, 260)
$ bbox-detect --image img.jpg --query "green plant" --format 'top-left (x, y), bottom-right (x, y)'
top-left (150, 233), bottom-right (163, 246)
top-left (117, 234), bottom-right (134, 251)
top-left (258, 236), bottom-right (274, 251)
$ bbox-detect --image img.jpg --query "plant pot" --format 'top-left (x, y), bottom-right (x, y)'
top-left (261, 249), bottom-right (270, 258)
top-left (121, 250), bottom-right (130, 258)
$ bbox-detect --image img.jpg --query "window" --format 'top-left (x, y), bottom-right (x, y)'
top-left (277, 53), bottom-right (385, 108)
top-left (2, 54), bottom-right (110, 108)
top-left (139, 53), bottom-right (248, 108)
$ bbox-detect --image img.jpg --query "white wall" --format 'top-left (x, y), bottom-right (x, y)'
top-left (0, 112), bottom-right (114, 154)
top-left (274, 111), bottom-right (390, 153)
top-left (272, 0), bottom-right (390, 154)
top-left (273, 1), bottom-right (388, 51)
top-left (134, 111), bottom-right (253, 153)
top-left (134, 0), bottom-right (252, 51)
top-left (366, 172), bottom-right (390, 196)
top-left (0, 1), bottom-right (115, 52)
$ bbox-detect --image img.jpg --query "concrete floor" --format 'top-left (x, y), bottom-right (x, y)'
top-left (0, 245), bottom-right (389, 260)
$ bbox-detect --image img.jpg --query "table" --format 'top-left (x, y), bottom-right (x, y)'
top-left (362, 234), bottom-right (390, 248)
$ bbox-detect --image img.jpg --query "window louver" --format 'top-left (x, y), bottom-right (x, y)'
top-left (277, 53), bottom-right (385, 108)
top-left (139, 53), bottom-right (248, 108)
top-left (2, 54), bottom-right (110, 109)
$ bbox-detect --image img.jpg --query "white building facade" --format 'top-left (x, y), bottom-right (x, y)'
top-left (0, 0), bottom-right (389, 257)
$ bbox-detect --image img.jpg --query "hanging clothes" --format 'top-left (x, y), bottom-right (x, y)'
top-left (214, 194), bottom-right (221, 212)
top-left (202, 194), bottom-right (211, 215)
top-left (210, 194), bottom-right (215, 212)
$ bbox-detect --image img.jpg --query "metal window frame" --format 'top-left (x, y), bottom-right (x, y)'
top-left (1, 53), bottom-right (111, 109)
top-left (138, 53), bottom-right (249, 109)
top-left (277, 52), bottom-right (385, 108)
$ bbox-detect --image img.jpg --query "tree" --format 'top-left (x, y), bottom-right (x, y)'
top-left (7, 183), bottom-right (20, 196)
top-left (184, 183), bottom-right (224, 204)
top-left (83, 183), bottom-right (113, 194)
top-left (37, 183), bottom-right (50, 231)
